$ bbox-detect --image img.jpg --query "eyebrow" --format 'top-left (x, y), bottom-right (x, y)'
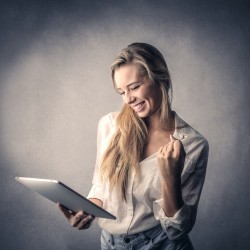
top-left (116, 81), bottom-right (141, 91)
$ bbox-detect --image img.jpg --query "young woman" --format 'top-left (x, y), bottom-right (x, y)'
top-left (58, 43), bottom-right (209, 249)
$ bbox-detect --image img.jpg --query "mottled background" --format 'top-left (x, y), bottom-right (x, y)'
top-left (0, 0), bottom-right (249, 249)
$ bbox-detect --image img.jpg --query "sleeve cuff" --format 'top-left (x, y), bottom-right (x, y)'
top-left (153, 198), bottom-right (190, 231)
top-left (87, 185), bottom-right (103, 201)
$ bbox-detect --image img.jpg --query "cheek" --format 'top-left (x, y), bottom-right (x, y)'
top-left (136, 88), bottom-right (148, 100)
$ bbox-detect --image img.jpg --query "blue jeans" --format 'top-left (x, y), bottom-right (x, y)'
top-left (101, 224), bottom-right (194, 250)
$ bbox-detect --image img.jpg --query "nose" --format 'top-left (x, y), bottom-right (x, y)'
top-left (124, 92), bottom-right (135, 104)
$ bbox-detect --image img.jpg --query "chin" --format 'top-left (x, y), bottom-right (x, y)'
top-left (136, 109), bottom-right (159, 119)
top-left (136, 112), bottom-right (150, 118)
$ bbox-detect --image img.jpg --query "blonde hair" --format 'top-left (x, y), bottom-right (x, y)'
top-left (101, 43), bottom-right (173, 201)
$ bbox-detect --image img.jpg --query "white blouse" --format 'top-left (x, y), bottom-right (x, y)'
top-left (88, 112), bottom-right (209, 240)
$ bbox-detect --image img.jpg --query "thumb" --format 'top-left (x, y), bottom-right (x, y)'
top-left (170, 134), bottom-right (176, 142)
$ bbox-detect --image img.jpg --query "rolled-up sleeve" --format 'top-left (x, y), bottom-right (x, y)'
top-left (153, 140), bottom-right (209, 240)
top-left (88, 183), bottom-right (103, 201)
top-left (87, 114), bottom-right (115, 201)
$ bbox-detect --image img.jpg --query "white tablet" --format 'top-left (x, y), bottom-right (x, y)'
top-left (15, 177), bottom-right (116, 220)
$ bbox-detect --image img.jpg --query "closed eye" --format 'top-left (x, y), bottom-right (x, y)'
top-left (130, 85), bottom-right (140, 91)
top-left (116, 82), bottom-right (141, 95)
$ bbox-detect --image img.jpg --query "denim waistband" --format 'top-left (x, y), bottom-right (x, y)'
top-left (102, 223), bottom-right (163, 246)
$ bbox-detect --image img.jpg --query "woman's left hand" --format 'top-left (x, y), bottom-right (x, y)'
top-left (157, 135), bottom-right (185, 181)
top-left (58, 203), bottom-right (95, 230)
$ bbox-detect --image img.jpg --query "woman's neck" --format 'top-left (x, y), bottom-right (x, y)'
top-left (145, 111), bottom-right (175, 132)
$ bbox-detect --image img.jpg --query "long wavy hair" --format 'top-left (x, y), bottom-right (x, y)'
top-left (100, 43), bottom-right (173, 201)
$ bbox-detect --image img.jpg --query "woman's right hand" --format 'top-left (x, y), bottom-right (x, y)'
top-left (57, 203), bottom-right (95, 230)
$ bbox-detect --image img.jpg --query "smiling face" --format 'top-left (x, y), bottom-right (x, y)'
top-left (114, 64), bottom-right (162, 118)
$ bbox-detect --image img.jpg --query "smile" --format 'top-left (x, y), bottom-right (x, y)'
top-left (133, 101), bottom-right (145, 112)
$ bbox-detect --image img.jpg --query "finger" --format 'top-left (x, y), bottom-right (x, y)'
top-left (173, 139), bottom-right (181, 150)
top-left (71, 211), bottom-right (87, 227)
top-left (58, 203), bottom-right (74, 220)
top-left (58, 203), bottom-right (76, 215)
top-left (157, 146), bottom-right (163, 155)
top-left (173, 140), bottom-right (186, 158)
top-left (157, 146), bottom-right (166, 163)
top-left (77, 215), bottom-right (95, 230)
top-left (78, 215), bottom-right (94, 230)
top-left (170, 134), bottom-right (176, 142)
top-left (165, 141), bottom-right (174, 153)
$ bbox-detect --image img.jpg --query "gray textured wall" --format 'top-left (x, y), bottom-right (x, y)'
top-left (0, 0), bottom-right (249, 249)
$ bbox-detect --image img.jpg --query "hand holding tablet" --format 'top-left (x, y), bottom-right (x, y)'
top-left (58, 203), bottom-right (95, 230)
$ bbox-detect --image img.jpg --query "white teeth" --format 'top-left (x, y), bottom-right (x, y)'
top-left (134, 102), bottom-right (144, 111)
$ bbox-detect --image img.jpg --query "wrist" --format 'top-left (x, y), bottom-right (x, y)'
top-left (161, 174), bottom-right (181, 188)
top-left (161, 177), bottom-right (184, 215)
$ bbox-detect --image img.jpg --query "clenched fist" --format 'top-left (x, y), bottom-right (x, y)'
top-left (157, 134), bottom-right (185, 182)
